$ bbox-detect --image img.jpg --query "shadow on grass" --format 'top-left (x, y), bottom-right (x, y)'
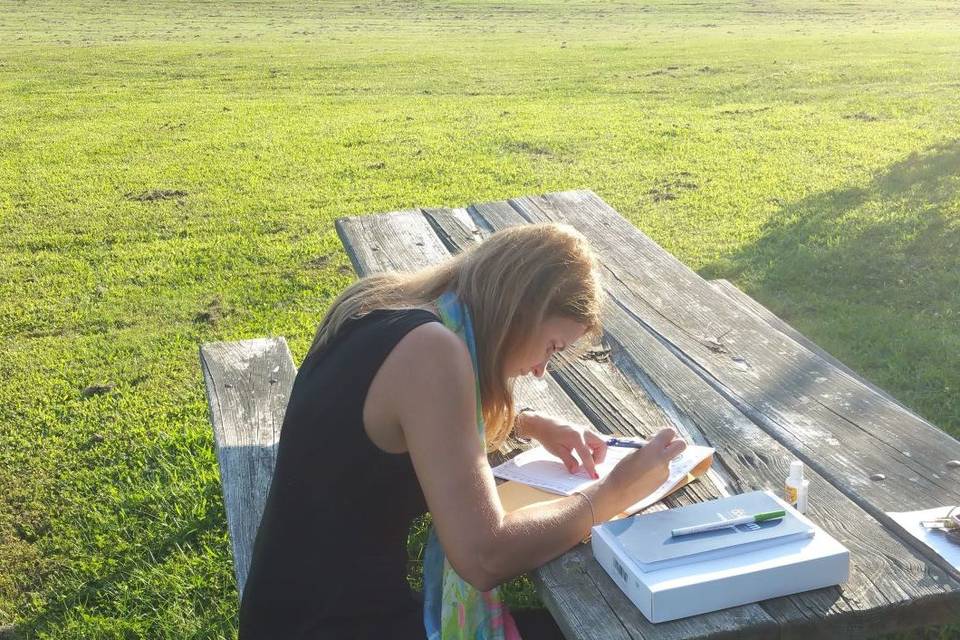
top-left (701, 139), bottom-right (960, 439)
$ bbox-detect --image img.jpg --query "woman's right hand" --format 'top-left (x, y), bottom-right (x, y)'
top-left (599, 428), bottom-right (687, 513)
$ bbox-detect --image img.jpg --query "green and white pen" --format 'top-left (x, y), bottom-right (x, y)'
top-left (670, 510), bottom-right (786, 537)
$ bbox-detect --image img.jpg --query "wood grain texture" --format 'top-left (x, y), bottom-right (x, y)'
top-left (598, 305), bottom-right (960, 636)
top-left (505, 190), bottom-right (960, 575)
top-left (199, 337), bottom-right (296, 597)
top-left (708, 279), bottom-right (912, 413)
top-left (435, 199), bottom-right (960, 637)
top-left (336, 208), bottom-right (452, 276)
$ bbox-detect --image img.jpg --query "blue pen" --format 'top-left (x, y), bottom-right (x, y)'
top-left (606, 437), bottom-right (645, 449)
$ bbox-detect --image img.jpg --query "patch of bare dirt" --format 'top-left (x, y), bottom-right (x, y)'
top-left (81, 382), bottom-right (115, 398)
top-left (648, 171), bottom-right (699, 202)
top-left (125, 189), bottom-right (188, 202)
top-left (194, 296), bottom-right (226, 326)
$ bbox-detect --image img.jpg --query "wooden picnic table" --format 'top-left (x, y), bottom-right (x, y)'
top-left (201, 190), bottom-right (960, 639)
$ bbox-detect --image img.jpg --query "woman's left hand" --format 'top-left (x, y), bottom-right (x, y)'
top-left (519, 412), bottom-right (608, 479)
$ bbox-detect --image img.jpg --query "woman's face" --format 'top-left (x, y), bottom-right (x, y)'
top-left (505, 316), bottom-right (589, 379)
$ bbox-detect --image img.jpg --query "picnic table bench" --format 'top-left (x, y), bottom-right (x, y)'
top-left (200, 190), bottom-right (960, 639)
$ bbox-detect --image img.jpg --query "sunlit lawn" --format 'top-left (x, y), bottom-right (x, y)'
top-left (1, 1), bottom-right (958, 637)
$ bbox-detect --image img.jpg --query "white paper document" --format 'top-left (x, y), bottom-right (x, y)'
top-left (887, 506), bottom-right (960, 571)
top-left (492, 441), bottom-right (714, 515)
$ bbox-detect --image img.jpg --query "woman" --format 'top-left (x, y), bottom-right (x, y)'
top-left (239, 223), bottom-right (686, 639)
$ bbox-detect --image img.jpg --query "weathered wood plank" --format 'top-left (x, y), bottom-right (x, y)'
top-left (423, 206), bottom-right (487, 250)
top-left (505, 190), bottom-right (960, 577)
top-left (534, 545), bottom-right (635, 640)
top-left (458, 195), bottom-right (960, 636)
top-left (336, 208), bottom-right (453, 276)
top-left (340, 207), bottom-right (782, 638)
top-left (707, 278), bottom-right (909, 414)
top-left (199, 337), bottom-right (296, 596)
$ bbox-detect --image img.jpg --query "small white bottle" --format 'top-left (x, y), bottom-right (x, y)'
top-left (798, 477), bottom-right (810, 514)
top-left (785, 460), bottom-right (810, 513)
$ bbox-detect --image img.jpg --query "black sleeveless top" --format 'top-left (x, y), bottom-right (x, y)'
top-left (239, 308), bottom-right (441, 639)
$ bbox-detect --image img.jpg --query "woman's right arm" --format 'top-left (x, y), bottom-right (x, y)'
top-left (388, 323), bottom-right (685, 591)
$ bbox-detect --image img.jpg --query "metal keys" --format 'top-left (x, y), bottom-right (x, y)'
top-left (921, 507), bottom-right (960, 544)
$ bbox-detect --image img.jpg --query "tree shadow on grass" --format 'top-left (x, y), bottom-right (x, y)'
top-left (701, 139), bottom-right (960, 438)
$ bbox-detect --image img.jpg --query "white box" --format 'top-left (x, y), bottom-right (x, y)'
top-left (591, 497), bottom-right (850, 623)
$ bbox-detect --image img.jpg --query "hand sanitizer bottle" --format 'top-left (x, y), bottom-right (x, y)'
top-left (798, 477), bottom-right (810, 514)
top-left (785, 460), bottom-right (804, 510)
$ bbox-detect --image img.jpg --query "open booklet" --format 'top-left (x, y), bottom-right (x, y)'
top-left (493, 440), bottom-right (714, 520)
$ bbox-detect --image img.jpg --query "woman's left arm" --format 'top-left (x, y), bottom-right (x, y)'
top-left (515, 411), bottom-right (607, 479)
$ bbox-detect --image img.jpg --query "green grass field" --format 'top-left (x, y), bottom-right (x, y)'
top-left (1, 1), bottom-right (958, 637)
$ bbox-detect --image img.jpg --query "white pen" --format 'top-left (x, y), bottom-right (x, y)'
top-left (671, 510), bottom-right (786, 537)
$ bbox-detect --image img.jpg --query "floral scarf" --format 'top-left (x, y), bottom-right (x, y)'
top-left (422, 291), bottom-right (522, 640)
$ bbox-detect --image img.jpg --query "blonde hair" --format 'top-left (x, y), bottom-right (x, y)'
top-left (308, 223), bottom-right (604, 450)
